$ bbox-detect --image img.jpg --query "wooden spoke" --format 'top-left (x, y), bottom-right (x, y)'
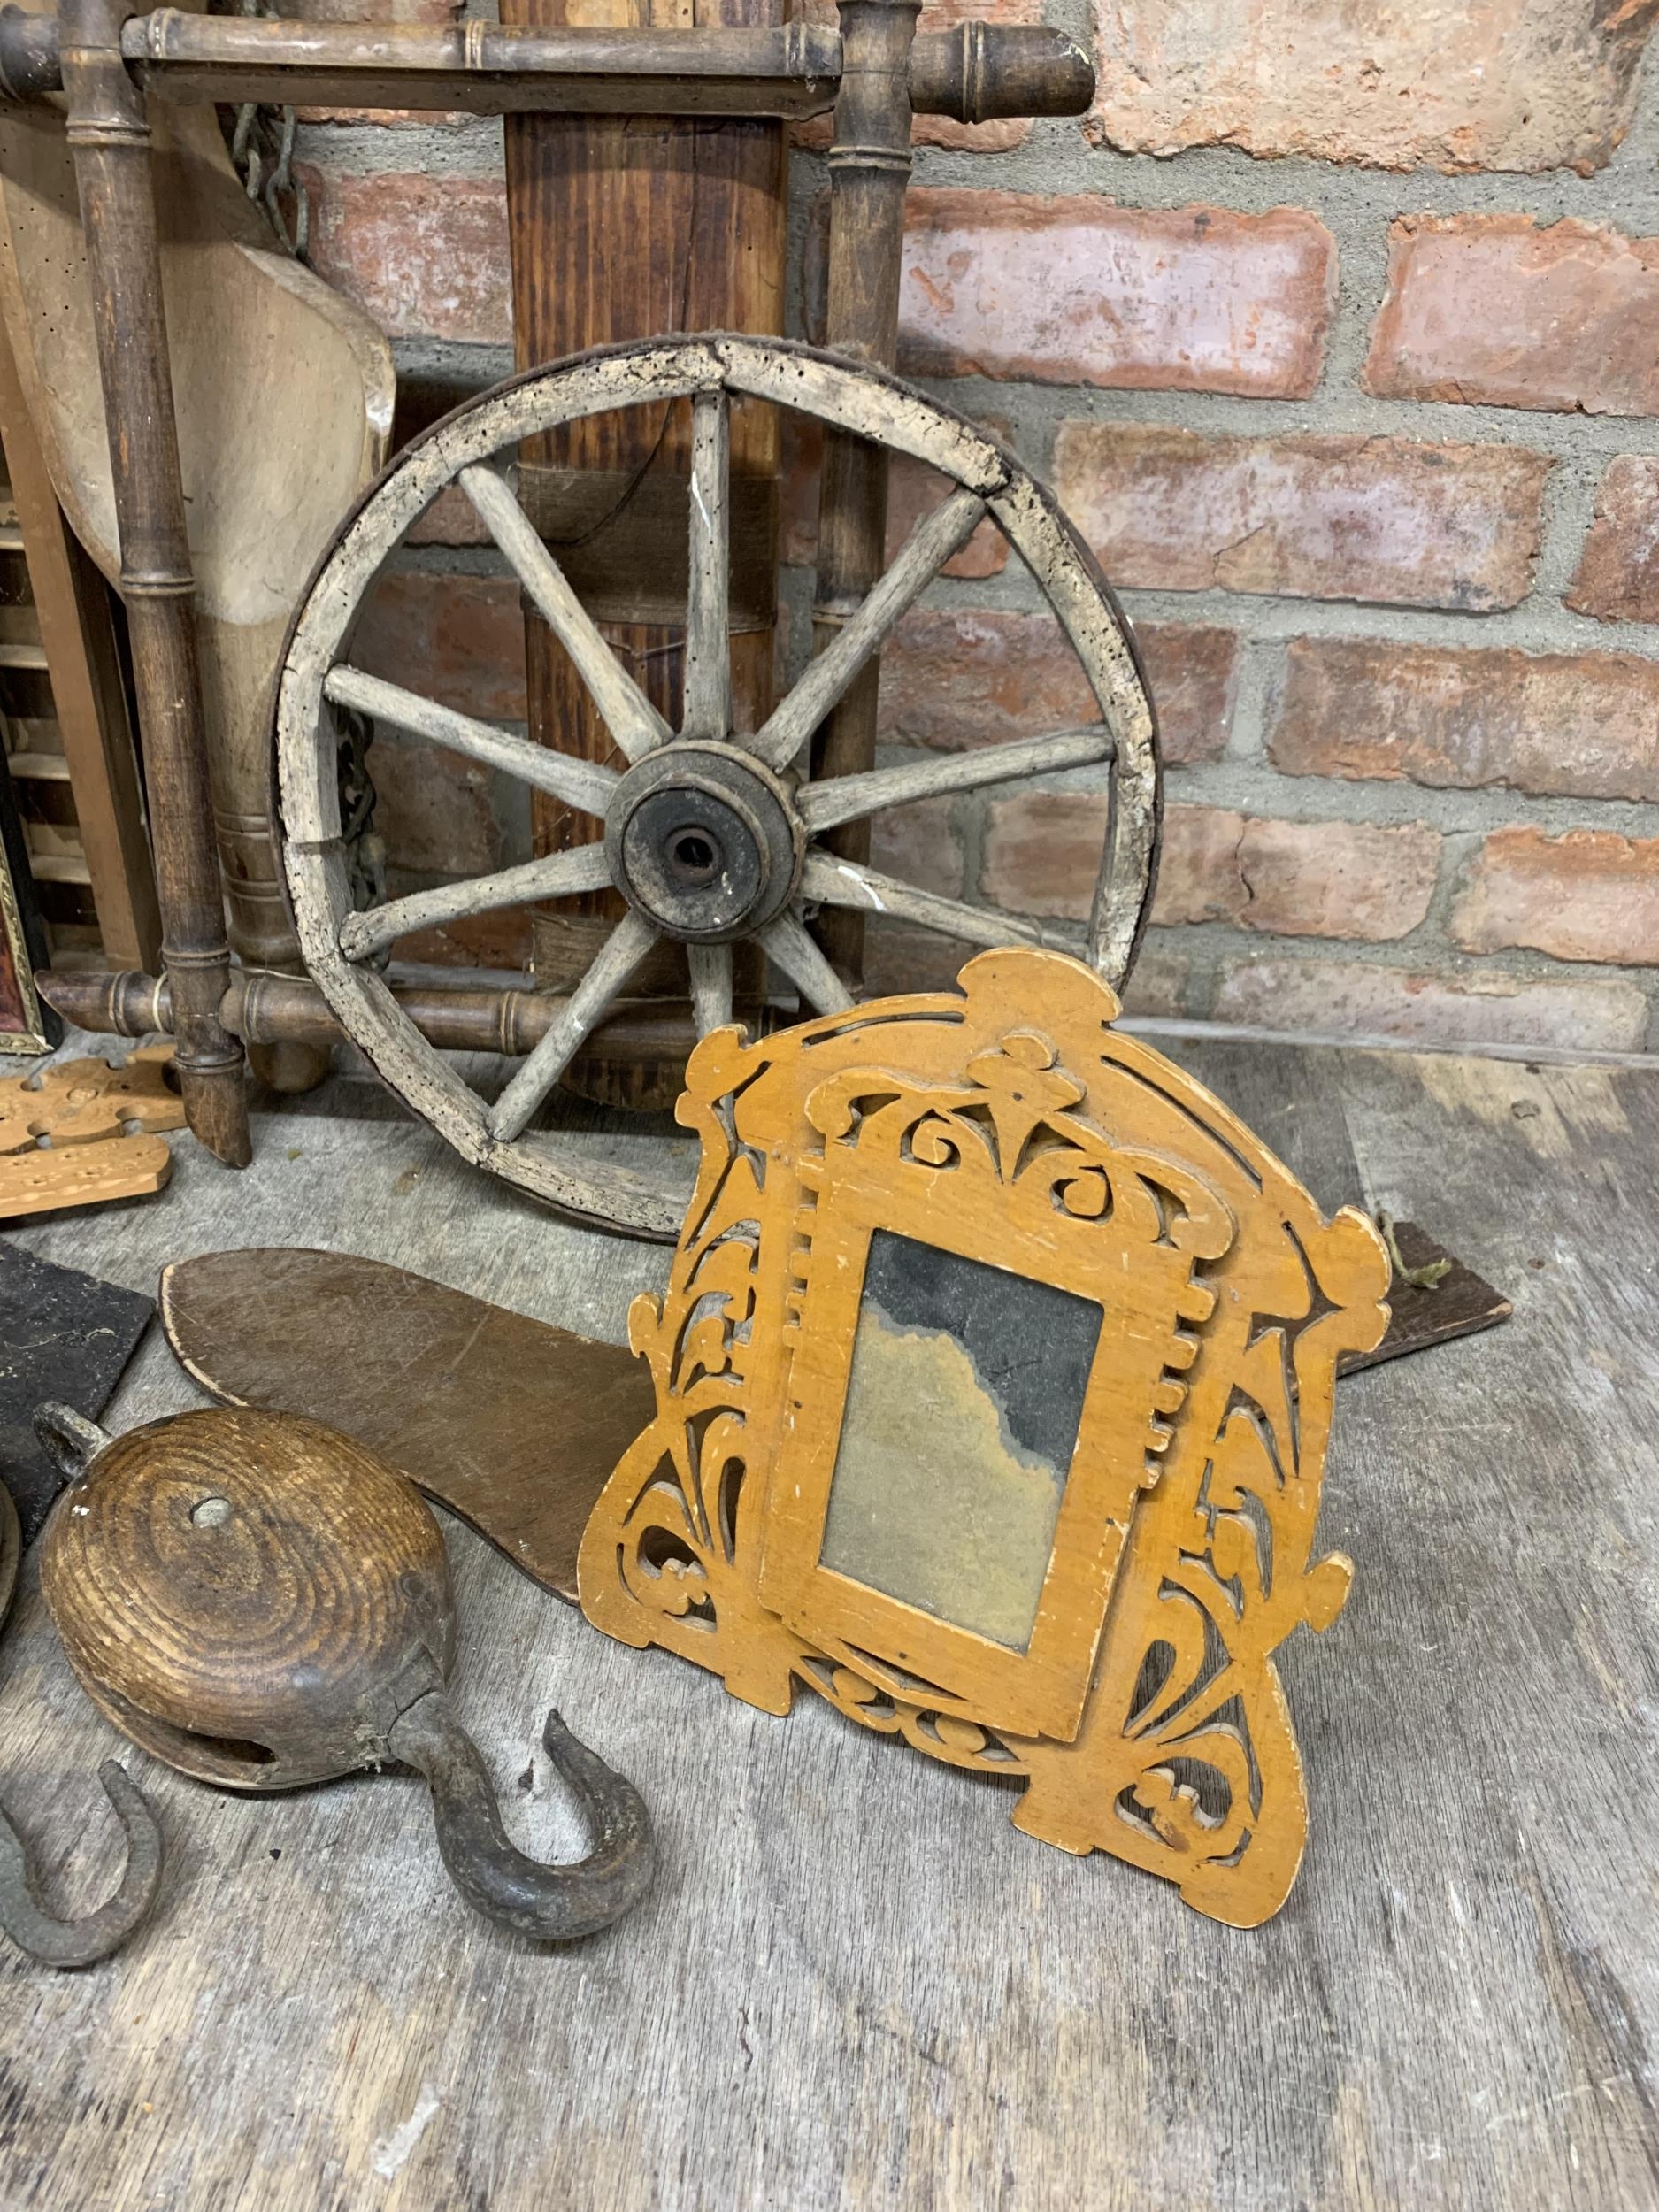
top-left (801, 849), bottom-right (1051, 952)
top-left (487, 906), bottom-right (659, 1144)
top-left (758, 909), bottom-right (855, 1017)
top-left (338, 843), bottom-right (612, 966)
top-left (797, 727), bottom-right (1115, 835)
top-left (681, 388), bottom-right (731, 741)
top-left (687, 941), bottom-right (734, 1037)
top-left (278, 338), bottom-right (1160, 1238)
top-left (747, 486), bottom-right (987, 772)
top-left (324, 666), bottom-right (620, 819)
top-left (459, 464), bottom-right (672, 764)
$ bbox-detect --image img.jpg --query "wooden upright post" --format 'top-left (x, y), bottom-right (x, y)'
top-left (809, 0), bottom-right (919, 985)
top-left (58, 0), bottom-right (249, 1164)
top-left (500, 0), bottom-right (788, 1100)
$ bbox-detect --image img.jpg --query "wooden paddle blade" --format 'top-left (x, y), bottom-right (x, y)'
top-left (159, 1250), bottom-right (654, 1603)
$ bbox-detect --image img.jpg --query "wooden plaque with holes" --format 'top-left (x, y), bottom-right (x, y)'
top-left (580, 949), bottom-right (1392, 1927)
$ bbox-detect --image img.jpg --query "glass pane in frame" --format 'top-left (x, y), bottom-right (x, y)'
top-left (818, 1232), bottom-right (1103, 1651)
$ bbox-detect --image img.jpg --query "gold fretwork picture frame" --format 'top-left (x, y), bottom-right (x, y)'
top-left (579, 949), bottom-right (1390, 1927)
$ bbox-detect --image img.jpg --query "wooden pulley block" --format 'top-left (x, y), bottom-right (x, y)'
top-left (34, 1402), bottom-right (655, 1944)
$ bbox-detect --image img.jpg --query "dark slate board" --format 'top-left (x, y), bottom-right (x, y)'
top-left (0, 1239), bottom-right (152, 1541)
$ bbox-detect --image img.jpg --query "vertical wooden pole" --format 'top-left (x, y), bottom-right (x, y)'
top-left (58, 0), bottom-right (249, 1164)
top-left (501, 0), bottom-right (787, 1101)
top-left (0, 314), bottom-right (161, 973)
top-left (810, 0), bottom-right (919, 987)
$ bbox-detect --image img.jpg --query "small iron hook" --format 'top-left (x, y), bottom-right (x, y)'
top-left (0, 1761), bottom-right (164, 1970)
top-left (33, 1402), bottom-right (111, 1487)
top-left (387, 1694), bottom-right (654, 1943)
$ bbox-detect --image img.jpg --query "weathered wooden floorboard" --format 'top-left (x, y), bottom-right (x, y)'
top-left (0, 1029), bottom-right (1652, 2211)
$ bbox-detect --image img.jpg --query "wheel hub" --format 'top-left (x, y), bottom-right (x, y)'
top-left (605, 741), bottom-right (802, 943)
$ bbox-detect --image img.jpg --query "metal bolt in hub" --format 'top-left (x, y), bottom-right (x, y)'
top-left (605, 741), bottom-right (803, 943)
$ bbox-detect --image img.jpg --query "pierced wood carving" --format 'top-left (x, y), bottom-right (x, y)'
top-left (579, 948), bottom-right (1390, 1926)
top-left (0, 1044), bottom-right (181, 1217)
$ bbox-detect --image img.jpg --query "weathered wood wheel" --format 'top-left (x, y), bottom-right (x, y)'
top-left (277, 334), bottom-right (1161, 1239)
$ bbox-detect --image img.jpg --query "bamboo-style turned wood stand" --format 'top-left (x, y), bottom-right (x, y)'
top-left (0, 3), bottom-right (1112, 1178)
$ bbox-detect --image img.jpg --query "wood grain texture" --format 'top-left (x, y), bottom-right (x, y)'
top-left (579, 948), bottom-right (1389, 1926)
top-left (0, 1044), bottom-right (182, 1218)
top-left (0, 1130), bottom-right (171, 1217)
top-left (501, 0), bottom-right (787, 1091)
top-left (0, 1044), bottom-right (182, 1155)
top-left (159, 1248), bottom-right (656, 1601)
top-left (0, 1023), bottom-right (1653, 2206)
top-left (42, 1407), bottom-right (457, 1791)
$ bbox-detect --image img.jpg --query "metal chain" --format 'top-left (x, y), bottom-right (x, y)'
top-left (335, 705), bottom-right (387, 941)
top-left (229, 0), bottom-right (310, 260)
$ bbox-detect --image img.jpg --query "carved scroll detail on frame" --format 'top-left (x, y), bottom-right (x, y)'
top-left (578, 949), bottom-right (1389, 1927)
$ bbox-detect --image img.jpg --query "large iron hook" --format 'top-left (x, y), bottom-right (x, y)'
top-left (387, 1694), bottom-right (654, 1943)
top-left (1, 1420), bottom-right (163, 1969)
top-left (0, 1760), bottom-right (164, 1970)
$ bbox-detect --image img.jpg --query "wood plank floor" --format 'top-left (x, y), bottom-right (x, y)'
top-left (0, 1032), bottom-right (1655, 2211)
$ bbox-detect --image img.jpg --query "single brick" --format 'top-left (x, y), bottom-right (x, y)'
top-left (407, 483), bottom-right (492, 549)
top-left (879, 608), bottom-right (1237, 764)
top-left (868, 790), bottom-right (964, 900)
top-left (1270, 636), bottom-right (1659, 804)
top-left (1053, 423), bottom-right (1550, 610)
top-left (1565, 456), bottom-right (1659, 623)
top-left (780, 412), bottom-right (1009, 578)
top-left (299, 165), bottom-right (511, 344)
top-left (982, 800), bottom-right (1439, 941)
top-left (1364, 216), bottom-right (1659, 417)
top-left (372, 747), bottom-right (500, 879)
top-left (353, 571), bottom-right (526, 720)
top-left (979, 792), bottom-right (1109, 924)
top-left (1151, 803), bottom-right (1246, 926)
top-left (1452, 827), bottom-right (1659, 965)
top-left (864, 923), bottom-right (973, 996)
top-left (895, 193), bottom-right (1333, 397)
top-left (1087, 0), bottom-right (1655, 173)
top-left (1211, 956), bottom-right (1648, 1053)
top-left (394, 908), bottom-right (534, 970)
top-left (1137, 624), bottom-right (1240, 767)
top-left (1228, 817), bottom-right (1441, 941)
top-left (1118, 941), bottom-right (1191, 1019)
top-left (861, 930), bottom-right (1196, 1013)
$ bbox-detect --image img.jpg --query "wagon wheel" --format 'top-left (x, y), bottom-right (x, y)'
top-left (277, 334), bottom-right (1161, 1240)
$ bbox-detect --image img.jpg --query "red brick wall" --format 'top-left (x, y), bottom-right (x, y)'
top-left (296, 0), bottom-right (1659, 1052)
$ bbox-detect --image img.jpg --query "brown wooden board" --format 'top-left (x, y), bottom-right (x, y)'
top-left (159, 1248), bottom-right (657, 1602)
top-left (1346, 1217), bottom-right (1512, 1379)
top-left (158, 1215), bottom-right (1507, 1624)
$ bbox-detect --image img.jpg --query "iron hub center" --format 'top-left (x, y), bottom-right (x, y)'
top-left (605, 740), bottom-right (803, 943)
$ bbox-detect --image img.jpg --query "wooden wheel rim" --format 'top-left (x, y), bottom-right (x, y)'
top-left (276, 334), bottom-right (1161, 1239)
